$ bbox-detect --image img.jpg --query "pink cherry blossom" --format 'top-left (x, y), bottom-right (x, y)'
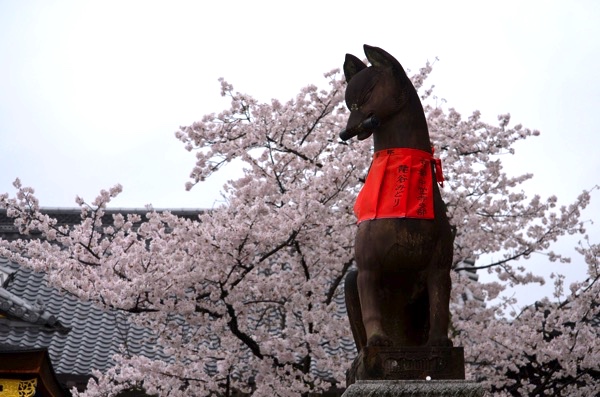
top-left (1, 64), bottom-right (598, 396)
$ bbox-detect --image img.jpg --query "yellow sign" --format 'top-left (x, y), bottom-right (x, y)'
top-left (0, 379), bottom-right (37, 397)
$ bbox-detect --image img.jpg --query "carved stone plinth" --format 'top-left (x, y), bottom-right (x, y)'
top-left (342, 380), bottom-right (484, 397)
top-left (347, 347), bottom-right (465, 386)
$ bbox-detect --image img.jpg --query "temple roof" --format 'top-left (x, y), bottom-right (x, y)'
top-left (0, 256), bottom-right (166, 377)
top-left (0, 208), bottom-right (189, 379)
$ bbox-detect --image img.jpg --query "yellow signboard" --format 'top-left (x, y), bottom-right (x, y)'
top-left (0, 379), bottom-right (37, 397)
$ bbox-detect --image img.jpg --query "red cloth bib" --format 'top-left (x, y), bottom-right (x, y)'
top-left (354, 148), bottom-right (444, 223)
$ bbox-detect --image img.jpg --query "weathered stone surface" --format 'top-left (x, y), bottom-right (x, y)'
top-left (342, 380), bottom-right (484, 397)
top-left (347, 347), bottom-right (465, 385)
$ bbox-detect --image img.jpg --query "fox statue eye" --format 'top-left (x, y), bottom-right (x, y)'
top-left (361, 87), bottom-right (374, 104)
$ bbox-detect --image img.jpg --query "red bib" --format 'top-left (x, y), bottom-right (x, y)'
top-left (354, 148), bottom-right (444, 224)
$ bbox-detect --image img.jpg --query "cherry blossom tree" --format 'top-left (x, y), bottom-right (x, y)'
top-left (1, 63), bottom-right (597, 396)
top-left (452, 239), bottom-right (600, 396)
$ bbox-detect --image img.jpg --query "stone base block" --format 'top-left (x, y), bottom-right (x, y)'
top-left (347, 347), bottom-right (465, 385)
top-left (342, 380), bottom-right (484, 397)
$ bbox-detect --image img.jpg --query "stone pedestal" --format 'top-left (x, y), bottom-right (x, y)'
top-left (347, 347), bottom-right (465, 385)
top-left (342, 380), bottom-right (484, 397)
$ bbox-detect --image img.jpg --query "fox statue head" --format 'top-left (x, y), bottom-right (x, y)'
top-left (342, 45), bottom-right (430, 152)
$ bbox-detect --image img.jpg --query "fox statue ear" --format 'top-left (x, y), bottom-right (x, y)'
top-left (344, 54), bottom-right (367, 83)
top-left (364, 44), bottom-right (403, 71)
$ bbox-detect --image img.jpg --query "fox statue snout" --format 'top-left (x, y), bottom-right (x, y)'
top-left (339, 116), bottom-right (380, 141)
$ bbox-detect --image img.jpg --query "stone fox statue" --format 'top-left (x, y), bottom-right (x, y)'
top-left (343, 45), bottom-right (454, 351)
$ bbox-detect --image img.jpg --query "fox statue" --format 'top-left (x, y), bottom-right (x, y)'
top-left (342, 45), bottom-right (457, 381)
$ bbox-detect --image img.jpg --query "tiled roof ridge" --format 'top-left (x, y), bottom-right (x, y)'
top-left (1, 207), bottom-right (206, 225)
top-left (1, 207), bottom-right (206, 216)
top-left (0, 207), bottom-right (207, 240)
top-left (0, 286), bottom-right (70, 331)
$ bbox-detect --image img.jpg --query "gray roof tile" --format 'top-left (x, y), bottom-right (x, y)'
top-left (0, 256), bottom-right (164, 376)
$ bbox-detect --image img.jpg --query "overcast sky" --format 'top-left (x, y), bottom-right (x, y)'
top-left (1, 1), bottom-right (599, 305)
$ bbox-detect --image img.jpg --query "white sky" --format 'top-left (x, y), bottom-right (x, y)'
top-left (1, 1), bottom-right (599, 306)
